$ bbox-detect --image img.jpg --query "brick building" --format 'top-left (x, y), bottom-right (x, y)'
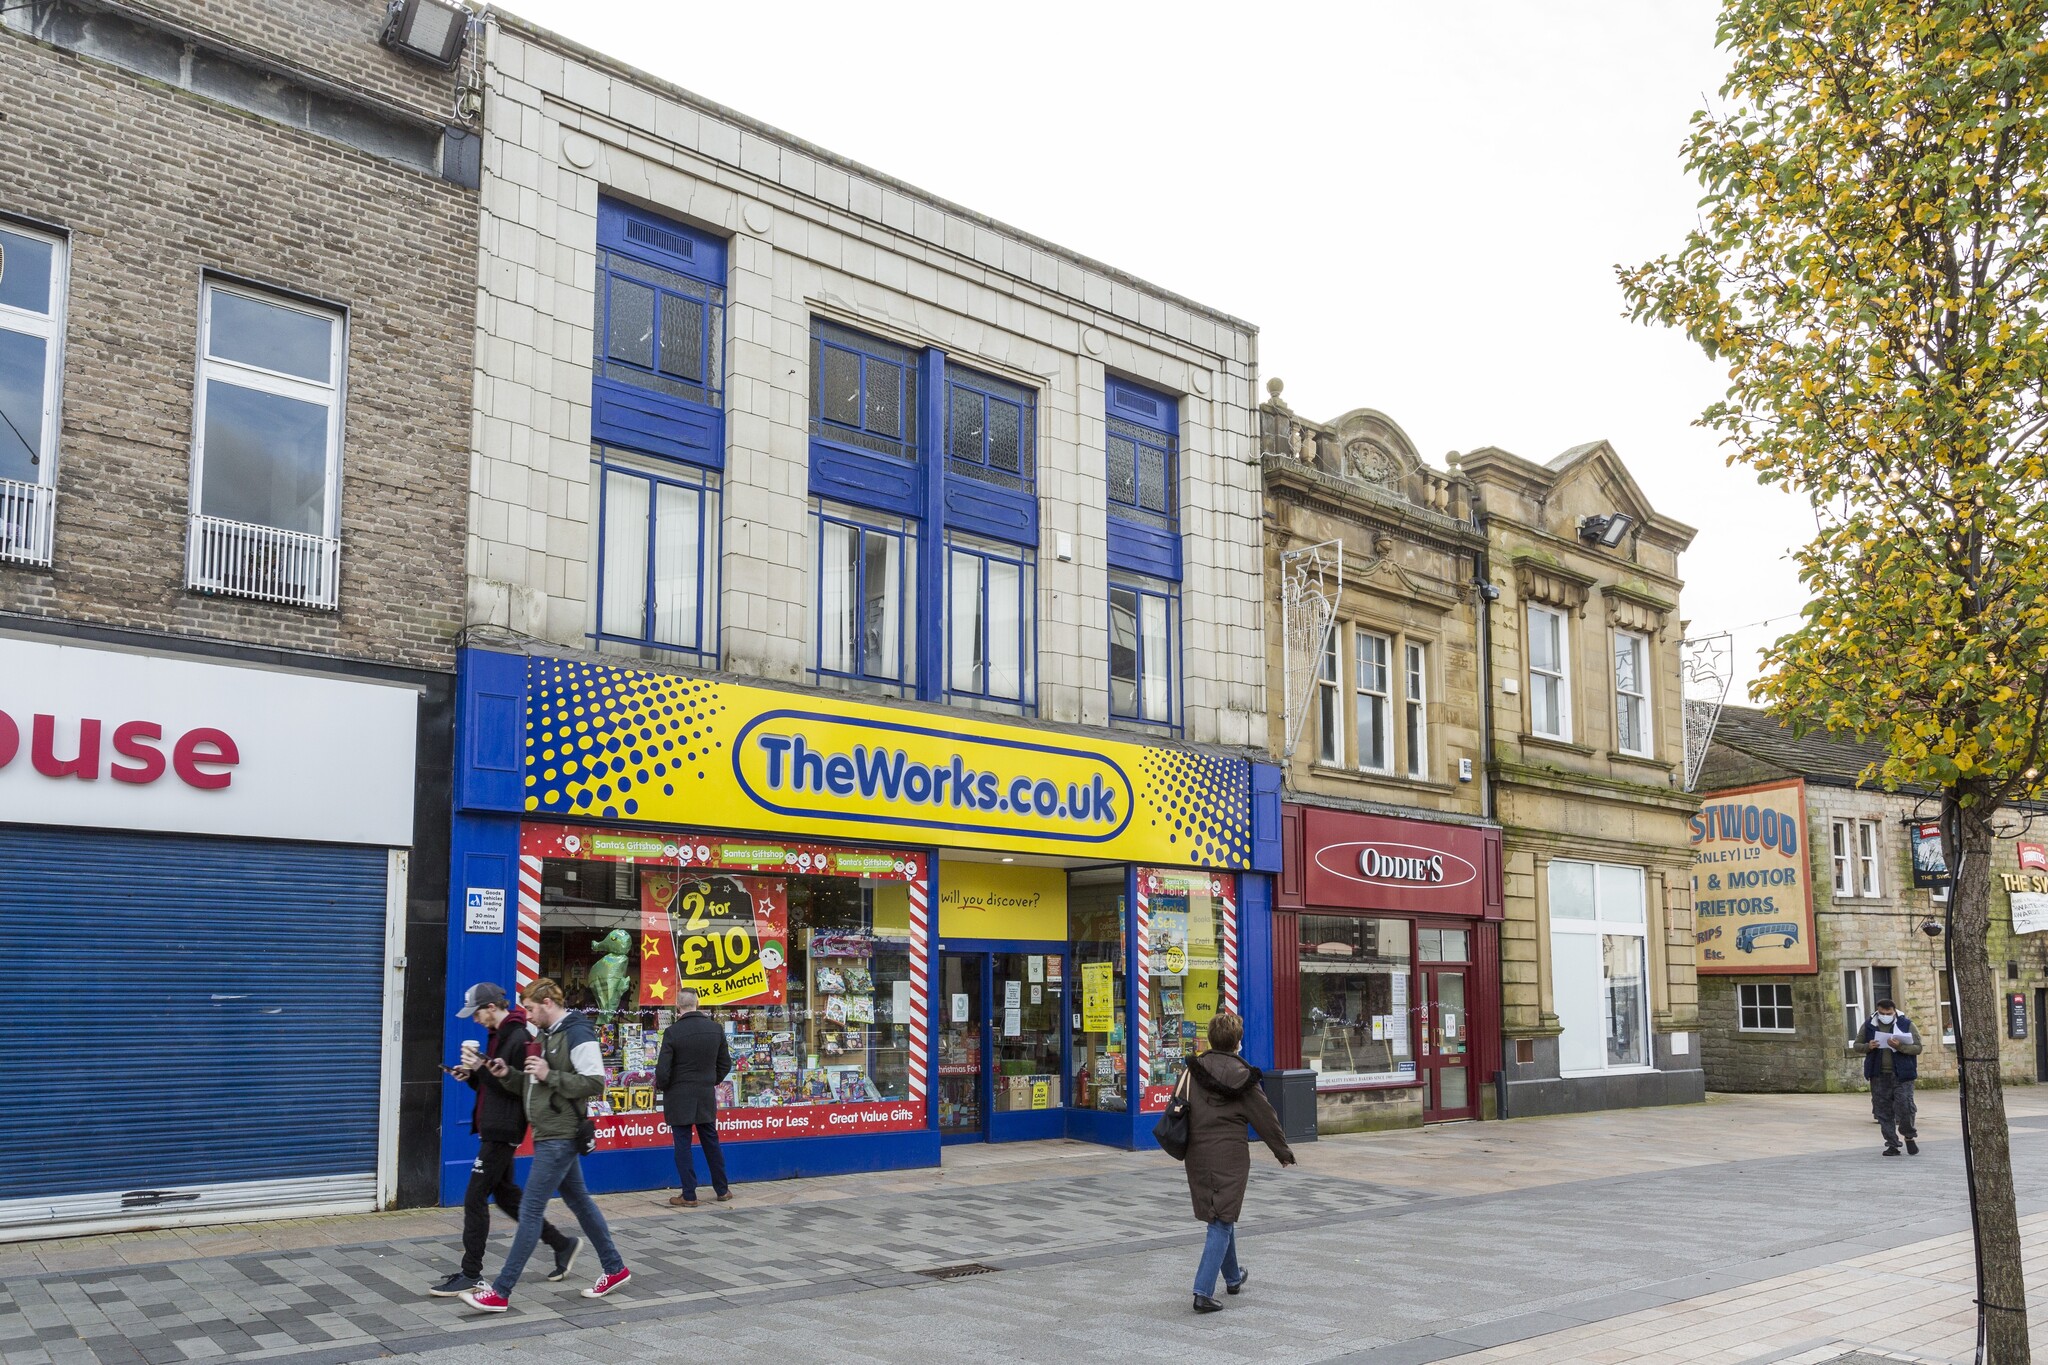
top-left (439, 12), bottom-right (1278, 1197)
top-left (1695, 705), bottom-right (2048, 1092)
top-left (0, 0), bottom-right (479, 1234)
top-left (1256, 390), bottom-right (1503, 1133)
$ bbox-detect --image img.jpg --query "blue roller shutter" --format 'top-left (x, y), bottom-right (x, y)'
top-left (0, 827), bottom-right (389, 1234)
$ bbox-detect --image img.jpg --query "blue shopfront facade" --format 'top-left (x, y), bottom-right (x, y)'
top-left (442, 646), bottom-right (1280, 1202)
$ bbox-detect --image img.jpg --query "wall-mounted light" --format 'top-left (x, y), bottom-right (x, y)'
top-left (380, 0), bottom-right (469, 68)
top-left (1577, 512), bottom-right (1636, 548)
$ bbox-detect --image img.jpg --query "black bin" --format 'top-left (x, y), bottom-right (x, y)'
top-left (1261, 1068), bottom-right (1318, 1143)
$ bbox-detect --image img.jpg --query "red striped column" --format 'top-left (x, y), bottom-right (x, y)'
top-left (1134, 873), bottom-right (1152, 1092)
top-left (905, 863), bottom-right (930, 1103)
top-left (515, 855), bottom-right (543, 989)
top-left (1219, 876), bottom-right (1239, 1014)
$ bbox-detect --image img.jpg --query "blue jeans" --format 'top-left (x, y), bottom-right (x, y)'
top-left (1193, 1219), bottom-right (1242, 1298)
top-left (491, 1140), bottom-right (625, 1296)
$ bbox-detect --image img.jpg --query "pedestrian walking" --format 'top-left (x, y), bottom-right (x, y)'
top-left (431, 982), bottom-right (580, 1297)
top-left (655, 988), bottom-right (734, 1207)
top-left (1180, 1011), bottom-right (1296, 1314)
top-left (460, 978), bottom-right (634, 1312)
top-left (1858, 997), bottom-right (1922, 1156)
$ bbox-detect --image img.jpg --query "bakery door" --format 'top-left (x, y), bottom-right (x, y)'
top-left (938, 953), bottom-right (989, 1142)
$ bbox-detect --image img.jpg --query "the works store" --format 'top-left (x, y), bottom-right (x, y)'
top-left (1273, 804), bottom-right (1504, 1132)
top-left (446, 648), bottom-right (1280, 1199)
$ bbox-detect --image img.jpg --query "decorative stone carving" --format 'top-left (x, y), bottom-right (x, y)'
top-left (1346, 438), bottom-right (1399, 484)
top-left (1512, 557), bottom-right (1596, 617)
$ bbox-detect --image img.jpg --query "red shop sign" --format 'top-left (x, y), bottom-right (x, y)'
top-left (1299, 806), bottom-right (1493, 917)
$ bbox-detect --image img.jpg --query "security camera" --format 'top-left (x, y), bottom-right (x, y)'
top-left (1921, 919), bottom-right (1944, 938)
top-left (1477, 582), bottom-right (1502, 602)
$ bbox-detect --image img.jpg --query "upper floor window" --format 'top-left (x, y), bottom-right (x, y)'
top-left (587, 448), bottom-right (719, 666)
top-left (1107, 414), bottom-right (1177, 533)
top-left (946, 531), bottom-right (1034, 710)
top-left (1355, 628), bottom-right (1392, 774)
top-left (815, 499), bottom-right (917, 694)
top-left (1315, 626), bottom-right (1342, 766)
top-left (947, 369), bottom-right (1034, 495)
top-left (1405, 642), bottom-right (1428, 780)
top-left (1104, 378), bottom-right (1182, 591)
top-left (1110, 573), bottom-right (1179, 730)
top-left (599, 247), bottom-right (723, 411)
top-left (812, 320), bottom-right (919, 463)
top-left (1831, 818), bottom-right (1883, 898)
top-left (1527, 605), bottom-right (1571, 741)
top-left (1613, 630), bottom-right (1651, 757)
top-left (188, 281), bottom-right (344, 609)
top-left (0, 220), bottom-right (65, 567)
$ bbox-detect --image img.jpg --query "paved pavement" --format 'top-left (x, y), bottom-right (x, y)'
top-left (2, 1089), bottom-right (2046, 1364)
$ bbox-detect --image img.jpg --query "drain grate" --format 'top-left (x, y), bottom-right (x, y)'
top-left (917, 1262), bottom-right (1000, 1280)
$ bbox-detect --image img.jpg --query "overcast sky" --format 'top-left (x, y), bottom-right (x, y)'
top-left (501, 0), bottom-right (1809, 698)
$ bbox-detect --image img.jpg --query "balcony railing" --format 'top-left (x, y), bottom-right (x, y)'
top-left (186, 513), bottom-right (340, 610)
top-left (0, 478), bottom-right (54, 567)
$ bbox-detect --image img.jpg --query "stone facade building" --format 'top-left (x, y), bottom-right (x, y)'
top-left (1460, 442), bottom-right (1706, 1116)
top-left (1696, 705), bottom-right (2048, 1092)
top-left (1258, 389), bottom-right (1503, 1132)
top-left (0, 0), bottom-right (478, 1232)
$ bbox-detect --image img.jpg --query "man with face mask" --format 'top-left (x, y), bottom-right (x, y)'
top-left (1858, 997), bottom-right (1923, 1155)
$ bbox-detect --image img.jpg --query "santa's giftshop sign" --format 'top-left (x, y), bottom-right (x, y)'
top-left (0, 635), bottom-right (417, 846)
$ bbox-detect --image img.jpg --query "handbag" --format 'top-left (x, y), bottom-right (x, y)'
top-left (1152, 1072), bottom-right (1193, 1161)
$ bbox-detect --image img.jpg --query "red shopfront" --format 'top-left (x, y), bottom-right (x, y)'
top-left (1275, 805), bottom-right (1503, 1127)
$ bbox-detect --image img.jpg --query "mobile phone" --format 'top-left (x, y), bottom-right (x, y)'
top-left (440, 1063), bottom-right (468, 1076)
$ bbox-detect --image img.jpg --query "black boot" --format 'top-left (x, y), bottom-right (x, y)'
top-left (1192, 1293), bottom-right (1224, 1313)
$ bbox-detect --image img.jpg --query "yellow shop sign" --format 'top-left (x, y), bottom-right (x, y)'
top-left (520, 658), bottom-right (1252, 867)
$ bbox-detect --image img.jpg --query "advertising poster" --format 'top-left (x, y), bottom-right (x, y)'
top-left (1689, 780), bottom-right (1817, 974)
top-left (1153, 903), bottom-right (1190, 977)
top-left (638, 872), bottom-right (787, 1007)
top-left (1081, 961), bottom-right (1115, 1031)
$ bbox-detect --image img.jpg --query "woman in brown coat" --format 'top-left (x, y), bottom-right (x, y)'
top-left (1181, 1011), bottom-right (1295, 1313)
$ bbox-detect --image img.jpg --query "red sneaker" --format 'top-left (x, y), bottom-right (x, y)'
top-left (582, 1266), bottom-right (632, 1299)
top-left (459, 1285), bottom-right (510, 1313)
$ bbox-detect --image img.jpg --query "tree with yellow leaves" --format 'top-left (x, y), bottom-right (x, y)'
top-left (1622, 3), bottom-right (2048, 1358)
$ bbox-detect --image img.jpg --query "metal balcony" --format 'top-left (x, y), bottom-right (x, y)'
top-left (185, 513), bottom-right (340, 610)
top-left (0, 478), bottom-right (54, 567)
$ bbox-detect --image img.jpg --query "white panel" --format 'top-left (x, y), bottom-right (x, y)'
top-left (0, 635), bottom-right (417, 845)
top-left (1552, 931), bottom-right (1606, 1074)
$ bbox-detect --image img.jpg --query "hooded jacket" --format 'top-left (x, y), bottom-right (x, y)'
top-left (486, 1008), bottom-right (606, 1143)
top-left (1181, 1050), bottom-right (1294, 1224)
top-left (463, 1004), bottom-right (537, 1145)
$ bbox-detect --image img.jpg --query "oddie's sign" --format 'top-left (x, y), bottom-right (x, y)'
top-left (1298, 806), bottom-right (1494, 917)
top-left (520, 659), bottom-right (1252, 867)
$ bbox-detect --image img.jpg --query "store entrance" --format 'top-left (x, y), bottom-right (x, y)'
top-left (937, 949), bottom-right (1068, 1143)
top-left (1418, 925), bottom-right (1477, 1122)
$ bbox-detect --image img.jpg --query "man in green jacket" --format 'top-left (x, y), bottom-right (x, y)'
top-left (461, 979), bottom-right (634, 1312)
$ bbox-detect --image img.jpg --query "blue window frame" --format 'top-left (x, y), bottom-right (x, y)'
top-left (814, 498), bottom-right (918, 694)
top-left (587, 447), bottom-right (720, 666)
top-left (946, 531), bottom-right (1036, 712)
top-left (1105, 377), bottom-right (1181, 582)
top-left (947, 369), bottom-right (1035, 495)
top-left (1109, 573), bottom-right (1179, 732)
top-left (1106, 414), bottom-right (1176, 531)
top-left (812, 320), bottom-right (919, 463)
top-left (593, 200), bottom-right (727, 469)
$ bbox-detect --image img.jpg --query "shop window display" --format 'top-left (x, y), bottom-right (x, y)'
top-left (1139, 869), bottom-right (1234, 1109)
top-left (1069, 871), bottom-right (1128, 1112)
top-left (522, 825), bottom-right (924, 1148)
top-left (1299, 915), bottom-right (1414, 1086)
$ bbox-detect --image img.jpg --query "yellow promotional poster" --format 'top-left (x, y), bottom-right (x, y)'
top-left (1688, 779), bottom-right (1817, 974)
top-left (1081, 962), bottom-right (1116, 1031)
top-left (937, 861), bottom-right (1068, 940)
top-left (521, 658), bottom-right (1252, 868)
top-left (1030, 1080), bottom-right (1050, 1110)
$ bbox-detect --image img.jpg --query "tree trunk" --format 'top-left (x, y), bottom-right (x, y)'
top-left (1949, 795), bottom-right (2029, 1362)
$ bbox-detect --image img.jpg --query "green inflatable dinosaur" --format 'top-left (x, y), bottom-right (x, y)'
top-left (589, 929), bottom-right (633, 1014)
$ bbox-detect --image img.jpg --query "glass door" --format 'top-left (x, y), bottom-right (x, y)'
top-left (938, 952), bottom-right (986, 1141)
top-left (990, 951), bottom-right (1066, 1139)
top-left (1418, 926), bottom-right (1476, 1122)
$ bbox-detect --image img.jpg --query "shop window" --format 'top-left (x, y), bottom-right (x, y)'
top-left (1069, 870), bottom-right (1128, 1113)
top-left (587, 448), bottom-right (719, 665)
top-left (1738, 982), bottom-right (1795, 1033)
top-left (1613, 629), bottom-right (1651, 757)
top-left (814, 499), bottom-right (917, 694)
top-left (1299, 915), bottom-right (1413, 1087)
top-left (945, 531), bottom-right (1035, 711)
top-left (1355, 628), bottom-right (1392, 774)
top-left (1109, 574), bottom-right (1178, 731)
top-left (1831, 818), bottom-right (1883, 898)
top-left (1548, 860), bottom-right (1649, 1073)
top-left (0, 219), bottom-right (65, 567)
top-left (524, 829), bottom-right (920, 1137)
top-left (1138, 868), bottom-right (1233, 1110)
top-left (1527, 605), bottom-right (1571, 741)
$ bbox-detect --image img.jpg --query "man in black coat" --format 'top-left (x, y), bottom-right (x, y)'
top-left (431, 982), bottom-right (579, 1297)
top-left (656, 989), bottom-right (733, 1207)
